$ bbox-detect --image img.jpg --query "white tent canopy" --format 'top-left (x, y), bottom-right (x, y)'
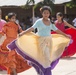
top-left (54, 0), bottom-right (71, 4)
top-left (0, 0), bottom-right (43, 6)
top-left (0, 0), bottom-right (71, 6)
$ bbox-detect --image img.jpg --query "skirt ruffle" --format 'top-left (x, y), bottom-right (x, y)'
top-left (8, 32), bottom-right (70, 70)
top-left (0, 50), bottom-right (31, 73)
top-left (0, 36), bottom-right (31, 73)
top-left (52, 28), bottom-right (76, 57)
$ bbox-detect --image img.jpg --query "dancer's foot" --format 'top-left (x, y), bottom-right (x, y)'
top-left (0, 68), bottom-right (3, 71)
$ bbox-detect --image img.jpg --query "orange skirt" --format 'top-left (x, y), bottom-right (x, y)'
top-left (0, 37), bottom-right (31, 73)
top-left (0, 50), bottom-right (31, 73)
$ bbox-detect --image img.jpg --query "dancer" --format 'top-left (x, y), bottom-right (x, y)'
top-left (0, 9), bottom-right (6, 31)
top-left (52, 12), bottom-right (76, 57)
top-left (72, 16), bottom-right (76, 28)
top-left (0, 13), bottom-right (31, 75)
top-left (0, 9), bottom-right (6, 44)
top-left (0, 9), bottom-right (6, 71)
top-left (7, 6), bottom-right (70, 75)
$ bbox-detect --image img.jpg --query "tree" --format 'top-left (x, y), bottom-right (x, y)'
top-left (66, 0), bottom-right (76, 8)
top-left (21, 0), bottom-right (35, 9)
top-left (22, 0), bottom-right (55, 9)
top-left (26, 0), bottom-right (35, 5)
top-left (33, 0), bottom-right (55, 14)
top-left (21, 0), bottom-right (55, 24)
top-left (26, 0), bottom-right (55, 5)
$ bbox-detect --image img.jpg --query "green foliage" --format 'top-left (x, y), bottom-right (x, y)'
top-left (34, 0), bottom-right (55, 15)
top-left (21, 5), bottom-right (31, 9)
top-left (21, 0), bottom-right (35, 9)
top-left (26, 0), bottom-right (35, 5)
top-left (21, 0), bottom-right (55, 14)
top-left (66, 0), bottom-right (76, 8)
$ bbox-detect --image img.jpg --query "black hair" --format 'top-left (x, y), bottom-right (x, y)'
top-left (8, 12), bottom-right (16, 19)
top-left (7, 12), bottom-right (21, 33)
top-left (40, 6), bottom-right (52, 14)
top-left (56, 12), bottom-right (64, 22)
top-left (40, 6), bottom-right (54, 24)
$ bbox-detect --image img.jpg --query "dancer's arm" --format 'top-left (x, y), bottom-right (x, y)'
top-left (18, 24), bottom-right (23, 32)
top-left (55, 29), bottom-right (70, 38)
top-left (52, 24), bottom-right (70, 38)
top-left (64, 21), bottom-right (76, 30)
top-left (19, 27), bottom-right (34, 36)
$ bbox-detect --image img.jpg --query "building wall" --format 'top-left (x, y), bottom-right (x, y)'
top-left (1, 5), bottom-right (76, 24)
top-left (1, 6), bottom-right (32, 22)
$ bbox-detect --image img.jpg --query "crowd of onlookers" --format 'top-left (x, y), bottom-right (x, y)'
top-left (20, 14), bottom-right (76, 30)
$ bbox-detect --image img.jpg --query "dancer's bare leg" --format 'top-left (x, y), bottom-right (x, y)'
top-left (9, 68), bottom-right (17, 75)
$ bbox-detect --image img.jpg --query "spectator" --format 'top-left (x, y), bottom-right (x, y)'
top-left (72, 16), bottom-right (76, 27)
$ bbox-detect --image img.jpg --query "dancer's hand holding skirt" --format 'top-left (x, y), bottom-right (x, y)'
top-left (8, 32), bottom-right (70, 75)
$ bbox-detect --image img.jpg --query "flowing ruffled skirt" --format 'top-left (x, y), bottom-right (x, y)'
top-left (0, 36), bottom-right (31, 73)
top-left (8, 32), bottom-right (70, 75)
top-left (52, 28), bottom-right (76, 57)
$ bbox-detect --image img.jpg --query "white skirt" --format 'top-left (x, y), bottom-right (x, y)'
top-left (16, 32), bottom-right (70, 68)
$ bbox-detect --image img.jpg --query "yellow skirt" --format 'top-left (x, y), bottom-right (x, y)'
top-left (15, 32), bottom-right (70, 68)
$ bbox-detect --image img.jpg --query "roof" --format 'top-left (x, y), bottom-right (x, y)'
top-left (0, 0), bottom-right (71, 6)
top-left (0, 0), bottom-right (42, 6)
top-left (54, 0), bottom-right (71, 4)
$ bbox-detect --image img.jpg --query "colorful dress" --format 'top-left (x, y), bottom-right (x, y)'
top-left (0, 19), bottom-right (6, 31)
top-left (0, 19), bottom-right (6, 45)
top-left (8, 18), bottom-right (70, 75)
top-left (52, 20), bottom-right (76, 57)
top-left (0, 19), bottom-right (6, 70)
top-left (0, 22), bottom-right (31, 74)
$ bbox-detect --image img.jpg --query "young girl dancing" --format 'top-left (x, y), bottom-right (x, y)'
top-left (0, 13), bottom-right (31, 75)
top-left (8, 6), bottom-right (70, 75)
top-left (53, 12), bottom-right (76, 57)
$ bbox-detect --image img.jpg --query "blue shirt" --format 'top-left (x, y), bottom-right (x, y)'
top-left (32, 18), bottom-right (58, 36)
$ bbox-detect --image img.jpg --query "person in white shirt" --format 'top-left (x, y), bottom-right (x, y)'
top-left (72, 17), bottom-right (76, 27)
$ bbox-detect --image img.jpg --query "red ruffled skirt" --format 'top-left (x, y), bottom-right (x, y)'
top-left (52, 28), bottom-right (76, 57)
